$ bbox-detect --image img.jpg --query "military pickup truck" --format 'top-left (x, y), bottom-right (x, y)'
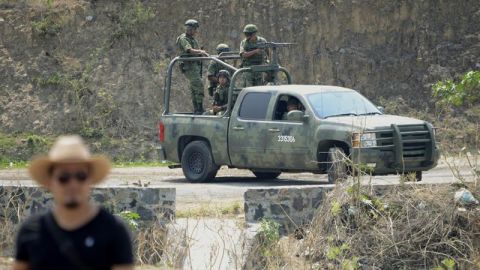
top-left (159, 45), bottom-right (439, 183)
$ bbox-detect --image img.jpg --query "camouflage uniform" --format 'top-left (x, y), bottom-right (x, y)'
top-left (212, 84), bottom-right (229, 114)
top-left (240, 36), bottom-right (267, 86)
top-left (176, 33), bottom-right (204, 113)
top-left (207, 62), bottom-right (234, 95)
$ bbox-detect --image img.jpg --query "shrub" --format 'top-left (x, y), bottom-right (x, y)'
top-left (432, 70), bottom-right (480, 107)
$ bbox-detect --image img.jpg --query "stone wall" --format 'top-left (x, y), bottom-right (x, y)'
top-left (244, 184), bottom-right (402, 232)
top-left (0, 185), bottom-right (175, 223)
top-left (244, 186), bottom-right (332, 232)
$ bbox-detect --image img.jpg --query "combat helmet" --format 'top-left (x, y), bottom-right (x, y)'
top-left (216, 43), bottom-right (230, 54)
top-left (243, 24), bottom-right (258, 34)
top-left (184, 19), bottom-right (199, 28)
top-left (217, 70), bottom-right (231, 81)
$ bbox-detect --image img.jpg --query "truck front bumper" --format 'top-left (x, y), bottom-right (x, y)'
top-left (351, 146), bottom-right (440, 175)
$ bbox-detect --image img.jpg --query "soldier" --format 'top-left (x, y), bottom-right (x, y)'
top-left (282, 98), bottom-right (300, 120)
top-left (239, 24), bottom-right (268, 86)
top-left (212, 70), bottom-right (231, 115)
top-left (207, 43), bottom-right (234, 97)
top-left (176, 19), bottom-right (209, 114)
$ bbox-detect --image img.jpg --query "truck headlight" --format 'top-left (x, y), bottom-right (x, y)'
top-left (352, 132), bottom-right (377, 148)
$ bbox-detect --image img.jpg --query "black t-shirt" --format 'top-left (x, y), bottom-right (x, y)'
top-left (15, 208), bottom-right (133, 270)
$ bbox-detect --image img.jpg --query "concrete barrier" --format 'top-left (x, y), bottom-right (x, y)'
top-left (0, 185), bottom-right (176, 223)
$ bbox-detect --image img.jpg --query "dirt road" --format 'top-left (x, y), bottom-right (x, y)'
top-left (0, 158), bottom-right (475, 207)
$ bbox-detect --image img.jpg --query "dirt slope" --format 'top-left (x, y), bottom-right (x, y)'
top-left (0, 0), bottom-right (479, 159)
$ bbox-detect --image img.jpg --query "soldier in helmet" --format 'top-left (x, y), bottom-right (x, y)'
top-left (207, 43), bottom-right (234, 97)
top-left (176, 19), bottom-right (209, 114)
top-left (212, 70), bottom-right (231, 115)
top-left (239, 24), bottom-right (268, 86)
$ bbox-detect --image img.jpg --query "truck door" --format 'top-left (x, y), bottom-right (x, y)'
top-left (262, 94), bottom-right (315, 170)
top-left (228, 92), bottom-right (272, 168)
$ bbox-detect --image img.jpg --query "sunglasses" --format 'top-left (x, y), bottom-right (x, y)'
top-left (56, 171), bottom-right (88, 184)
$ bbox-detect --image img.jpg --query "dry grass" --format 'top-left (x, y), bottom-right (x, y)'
top-left (299, 183), bottom-right (480, 269)
top-left (134, 222), bottom-right (187, 268)
top-left (0, 187), bottom-right (31, 257)
top-left (176, 201), bottom-right (243, 219)
top-left (246, 183), bottom-right (480, 270)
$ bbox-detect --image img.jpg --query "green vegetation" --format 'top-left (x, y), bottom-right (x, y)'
top-left (433, 70), bottom-right (480, 107)
top-left (31, 15), bottom-right (63, 36)
top-left (112, 0), bottom-right (154, 41)
top-left (0, 132), bottom-right (166, 169)
top-left (0, 133), bottom-right (53, 168)
top-left (432, 258), bottom-right (456, 270)
top-left (30, 0), bottom-right (65, 37)
top-left (258, 218), bottom-right (280, 257)
top-left (115, 210), bottom-right (140, 230)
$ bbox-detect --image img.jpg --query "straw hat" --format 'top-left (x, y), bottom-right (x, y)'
top-left (28, 135), bottom-right (111, 186)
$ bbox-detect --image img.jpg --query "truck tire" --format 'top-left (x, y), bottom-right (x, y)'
top-left (181, 141), bottom-right (219, 183)
top-left (252, 171), bottom-right (281, 180)
top-left (327, 147), bottom-right (347, 184)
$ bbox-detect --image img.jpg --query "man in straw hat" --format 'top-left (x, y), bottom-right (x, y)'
top-left (13, 135), bottom-right (133, 270)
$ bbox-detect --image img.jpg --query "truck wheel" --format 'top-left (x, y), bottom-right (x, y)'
top-left (327, 147), bottom-right (347, 184)
top-left (252, 171), bottom-right (281, 180)
top-left (181, 141), bottom-right (219, 183)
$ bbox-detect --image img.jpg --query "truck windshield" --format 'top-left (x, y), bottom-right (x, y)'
top-left (307, 91), bottom-right (381, 118)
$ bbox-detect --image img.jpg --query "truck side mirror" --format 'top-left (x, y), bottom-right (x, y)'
top-left (377, 106), bottom-right (385, 114)
top-left (286, 110), bottom-right (305, 122)
top-left (304, 114), bottom-right (311, 122)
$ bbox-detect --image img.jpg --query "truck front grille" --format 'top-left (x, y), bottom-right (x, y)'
top-left (397, 124), bottom-right (430, 161)
top-left (375, 124), bottom-right (434, 166)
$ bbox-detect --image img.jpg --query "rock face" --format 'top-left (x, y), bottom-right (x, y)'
top-left (0, 0), bottom-right (478, 149)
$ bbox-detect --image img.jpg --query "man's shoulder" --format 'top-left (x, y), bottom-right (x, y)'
top-left (176, 33), bottom-right (190, 44)
top-left (177, 33), bottom-right (186, 39)
top-left (17, 212), bottom-right (50, 238)
top-left (257, 36), bottom-right (267, 43)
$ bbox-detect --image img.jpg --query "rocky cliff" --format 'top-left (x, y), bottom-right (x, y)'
top-left (0, 0), bottom-right (479, 159)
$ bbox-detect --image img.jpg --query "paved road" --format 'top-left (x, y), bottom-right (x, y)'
top-left (0, 158), bottom-right (475, 207)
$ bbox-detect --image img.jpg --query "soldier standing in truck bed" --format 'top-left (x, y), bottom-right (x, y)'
top-left (239, 24), bottom-right (268, 86)
top-left (207, 43), bottom-right (235, 97)
top-left (176, 19), bottom-right (209, 114)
